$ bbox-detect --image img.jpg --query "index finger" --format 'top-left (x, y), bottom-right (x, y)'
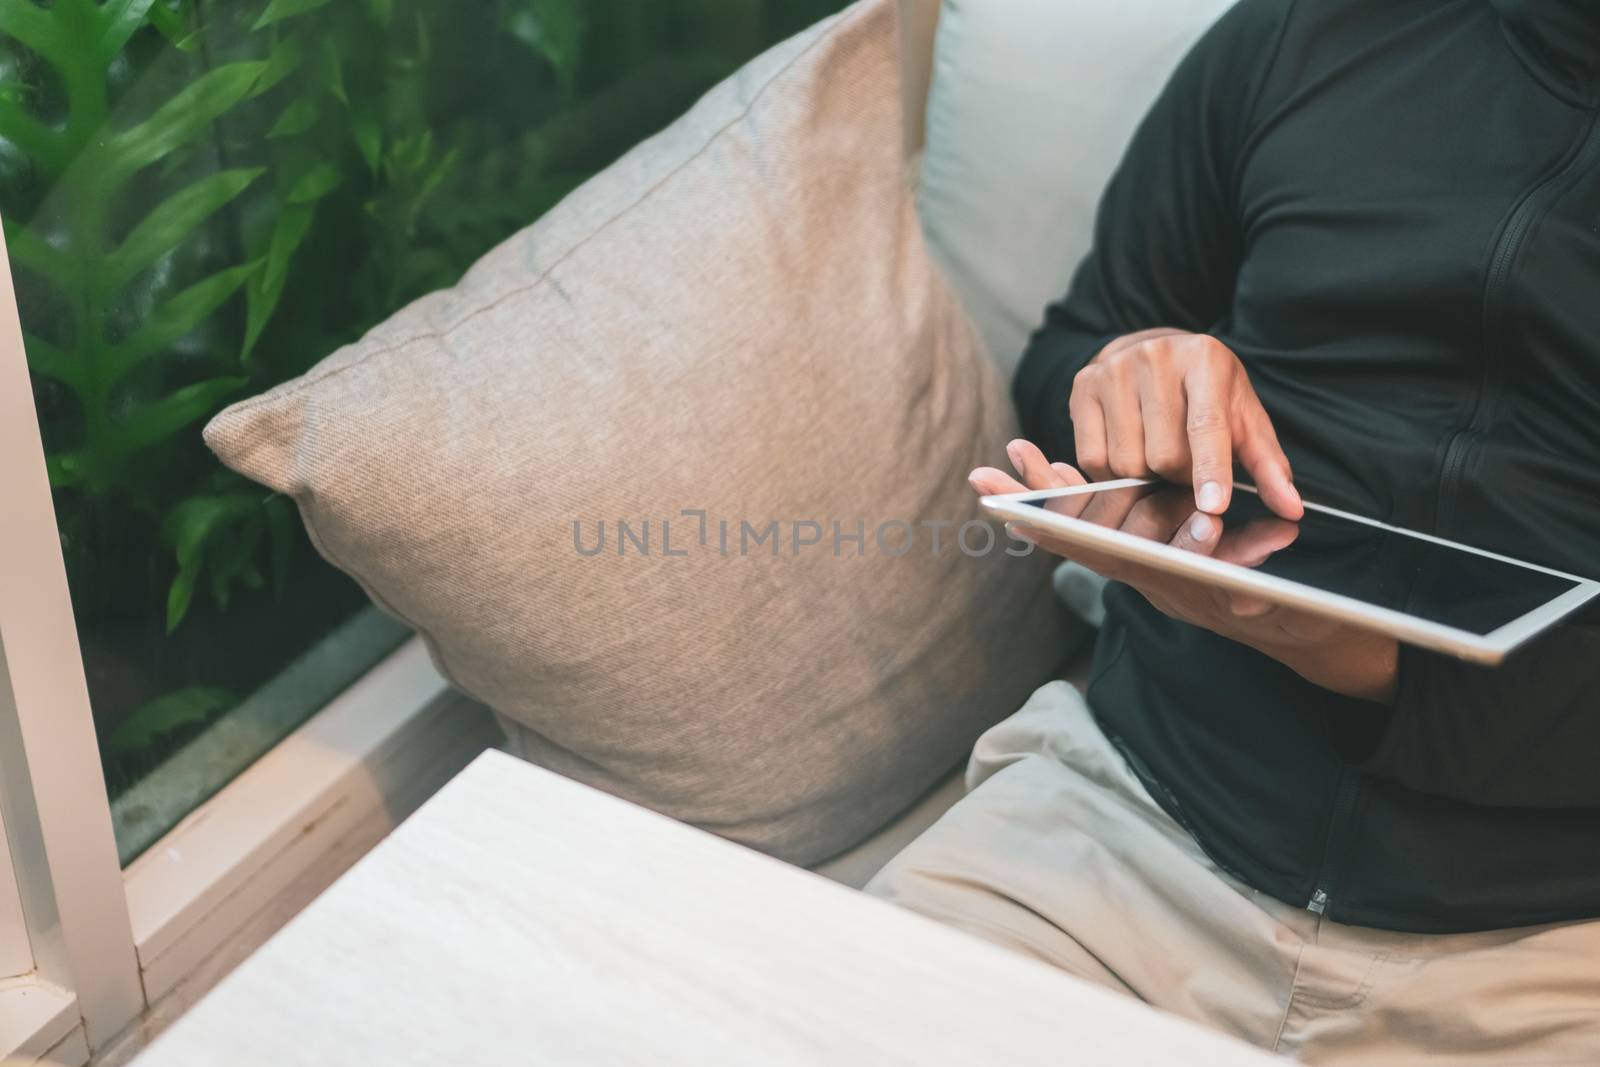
top-left (1182, 362), bottom-right (1234, 516)
top-left (1235, 402), bottom-right (1304, 520)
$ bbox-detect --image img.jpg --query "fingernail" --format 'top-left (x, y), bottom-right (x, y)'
top-left (1006, 440), bottom-right (1026, 474)
top-left (1189, 514), bottom-right (1213, 541)
top-left (1196, 481), bottom-right (1225, 512)
top-left (1051, 462), bottom-right (1075, 478)
top-left (1231, 596), bottom-right (1269, 617)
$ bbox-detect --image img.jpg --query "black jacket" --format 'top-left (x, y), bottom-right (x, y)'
top-left (1015, 0), bottom-right (1600, 933)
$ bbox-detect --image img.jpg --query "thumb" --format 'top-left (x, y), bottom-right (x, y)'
top-left (1168, 510), bottom-right (1222, 557)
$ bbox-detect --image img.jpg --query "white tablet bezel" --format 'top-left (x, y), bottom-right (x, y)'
top-left (981, 478), bottom-right (1600, 665)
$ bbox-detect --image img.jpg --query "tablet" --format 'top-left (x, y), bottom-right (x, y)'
top-left (981, 479), bottom-right (1600, 664)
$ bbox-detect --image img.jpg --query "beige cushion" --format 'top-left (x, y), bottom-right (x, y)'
top-left (204, 0), bottom-right (1063, 866)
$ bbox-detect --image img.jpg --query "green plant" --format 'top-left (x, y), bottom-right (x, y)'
top-left (0, 0), bottom-right (846, 800)
top-left (3, 1), bottom-right (263, 616)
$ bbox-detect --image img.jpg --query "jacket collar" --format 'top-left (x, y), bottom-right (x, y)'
top-left (1491, 0), bottom-right (1600, 105)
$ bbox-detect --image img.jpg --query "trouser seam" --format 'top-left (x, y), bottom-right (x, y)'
top-left (878, 878), bottom-right (1136, 996)
top-left (1291, 949), bottom-right (1388, 1011)
top-left (1271, 942), bottom-right (1309, 1055)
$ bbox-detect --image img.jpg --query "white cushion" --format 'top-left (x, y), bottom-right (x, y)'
top-left (917, 0), bottom-right (1233, 376)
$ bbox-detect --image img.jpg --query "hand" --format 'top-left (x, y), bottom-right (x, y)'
top-left (974, 441), bottom-right (1397, 704)
top-left (1070, 329), bottom-right (1303, 519)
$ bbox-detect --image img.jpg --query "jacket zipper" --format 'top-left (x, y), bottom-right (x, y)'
top-left (1306, 767), bottom-right (1360, 915)
top-left (1310, 110), bottom-right (1600, 920)
top-left (1434, 108), bottom-right (1600, 533)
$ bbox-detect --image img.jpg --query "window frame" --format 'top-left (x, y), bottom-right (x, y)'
top-left (0, 224), bottom-right (144, 1056)
top-left (0, 217), bottom-right (497, 1063)
top-left (0, 797), bottom-right (32, 980)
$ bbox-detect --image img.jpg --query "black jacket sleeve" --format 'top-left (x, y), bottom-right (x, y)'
top-left (1011, 0), bottom-right (1295, 462)
top-left (1361, 606), bottom-right (1600, 807)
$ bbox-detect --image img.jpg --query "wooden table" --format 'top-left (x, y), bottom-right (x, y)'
top-left (136, 750), bottom-right (1279, 1065)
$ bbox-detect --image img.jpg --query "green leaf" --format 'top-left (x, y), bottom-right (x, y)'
top-left (207, 566), bottom-right (228, 611)
top-left (112, 261), bottom-right (260, 383)
top-left (211, 559), bottom-right (263, 610)
top-left (156, 489), bottom-right (277, 623)
top-left (102, 686), bottom-right (238, 753)
top-left (207, 512), bottom-right (264, 612)
top-left (0, 109), bottom-right (64, 174)
top-left (412, 6), bottom-right (431, 63)
top-left (99, 0), bottom-right (160, 60)
top-left (406, 146), bottom-right (461, 229)
top-left (256, 37), bottom-right (303, 95)
top-left (146, 0), bottom-right (198, 50)
top-left (317, 37), bottom-right (347, 104)
top-left (166, 565), bottom-right (198, 632)
top-left (384, 129), bottom-right (432, 179)
top-left (243, 206), bottom-right (313, 358)
top-left (3, 222), bottom-right (70, 286)
top-left (508, 0), bottom-right (585, 100)
top-left (0, 1), bottom-right (73, 66)
top-left (112, 376), bottom-right (249, 453)
top-left (350, 104), bottom-right (381, 175)
top-left (22, 332), bottom-right (82, 391)
top-left (286, 162), bottom-right (342, 204)
top-left (419, 146), bottom-right (460, 202)
top-left (101, 60), bottom-right (268, 183)
top-left (164, 493), bottom-right (248, 560)
top-left (106, 168), bottom-right (265, 287)
top-left (46, 451), bottom-right (87, 490)
top-left (252, 0), bottom-right (331, 32)
top-left (267, 97), bottom-right (320, 139)
top-left (365, 0), bottom-right (393, 26)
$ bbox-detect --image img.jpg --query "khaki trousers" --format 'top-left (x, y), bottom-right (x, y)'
top-left (865, 681), bottom-right (1600, 1064)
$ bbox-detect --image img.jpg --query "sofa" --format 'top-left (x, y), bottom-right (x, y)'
top-left (206, 0), bottom-right (1232, 889)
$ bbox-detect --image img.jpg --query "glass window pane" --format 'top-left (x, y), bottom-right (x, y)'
top-left (0, 0), bottom-right (846, 865)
